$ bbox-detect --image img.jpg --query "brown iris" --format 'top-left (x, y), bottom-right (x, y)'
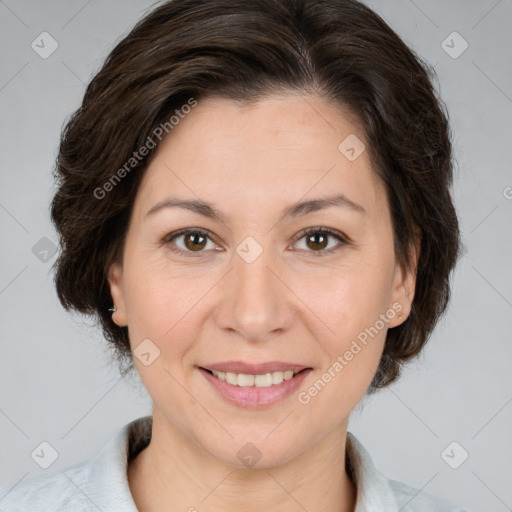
top-left (184, 232), bottom-right (208, 251)
top-left (305, 232), bottom-right (329, 251)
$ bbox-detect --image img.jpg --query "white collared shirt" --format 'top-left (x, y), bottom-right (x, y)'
top-left (0, 416), bottom-right (467, 511)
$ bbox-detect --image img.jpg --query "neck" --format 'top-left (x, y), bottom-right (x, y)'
top-left (128, 409), bottom-right (356, 512)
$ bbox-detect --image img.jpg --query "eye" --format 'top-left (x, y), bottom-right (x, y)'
top-left (162, 228), bottom-right (218, 257)
top-left (291, 227), bottom-right (349, 257)
top-left (162, 226), bottom-right (349, 258)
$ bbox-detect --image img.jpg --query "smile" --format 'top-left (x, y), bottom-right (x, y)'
top-left (204, 369), bottom-right (302, 387)
top-left (199, 367), bottom-right (313, 408)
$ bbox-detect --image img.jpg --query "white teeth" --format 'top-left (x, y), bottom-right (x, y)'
top-left (238, 373), bottom-right (255, 386)
top-left (210, 369), bottom-right (300, 387)
top-left (225, 372), bottom-right (237, 385)
top-left (271, 371), bottom-right (284, 385)
top-left (254, 373), bottom-right (272, 387)
top-left (283, 370), bottom-right (294, 380)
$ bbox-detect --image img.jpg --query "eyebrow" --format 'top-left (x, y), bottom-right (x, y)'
top-left (145, 193), bottom-right (366, 223)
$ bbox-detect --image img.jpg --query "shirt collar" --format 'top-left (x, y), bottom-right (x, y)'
top-left (88, 416), bottom-right (399, 511)
top-left (346, 432), bottom-right (400, 510)
top-left (79, 416), bottom-right (150, 511)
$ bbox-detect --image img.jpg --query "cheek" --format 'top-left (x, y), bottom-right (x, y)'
top-left (122, 255), bottom-right (214, 367)
top-left (296, 254), bottom-right (393, 396)
top-left (127, 278), bottom-right (191, 335)
top-left (301, 255), bottom-right (395, 339)
top-left (123, 266), bottom-right (206, 408)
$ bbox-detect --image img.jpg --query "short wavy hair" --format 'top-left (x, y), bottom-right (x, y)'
top-left (50, 0), bottom-right (462, 392)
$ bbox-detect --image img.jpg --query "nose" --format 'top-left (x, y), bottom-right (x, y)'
top-left (214, 243), bottom-right (296, 343)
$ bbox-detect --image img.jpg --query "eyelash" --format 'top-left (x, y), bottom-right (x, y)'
top-left (161, 226), bottom-right (350, 258)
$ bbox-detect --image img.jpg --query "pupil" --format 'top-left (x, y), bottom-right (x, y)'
top-left (309, 233), bottom-right (327, 250)
top-left (186, 233), bottom-right (206, 250)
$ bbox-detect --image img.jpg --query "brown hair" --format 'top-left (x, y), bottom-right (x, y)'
top-left (50, 0), bottom-right (462, 392)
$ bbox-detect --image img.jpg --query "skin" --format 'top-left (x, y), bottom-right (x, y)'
top-left (108, 93), bottom-right (419, 512)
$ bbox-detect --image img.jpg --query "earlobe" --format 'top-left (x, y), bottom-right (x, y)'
top-left (388, 267), bottom-right (414, 328)
top-left (107, 262), bottom-right (128, 327)
top-left (389, 230), bottom-right (421, 328)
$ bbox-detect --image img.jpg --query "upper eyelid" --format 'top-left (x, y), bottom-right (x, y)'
top-left (297, 226), bottom-right (348, 240)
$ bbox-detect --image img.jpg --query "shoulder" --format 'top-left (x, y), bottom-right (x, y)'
top-left (0, 459), bottom-right (95, 511)
top-left (346, 432), bottom-right (468, 512)
top-left (0, 416), bottom-right (151, 512)
top-left (388, 478), bottom-right (469, 511)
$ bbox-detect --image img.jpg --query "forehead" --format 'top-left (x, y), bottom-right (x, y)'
top-left (133, 94), bottom-right (386, 223)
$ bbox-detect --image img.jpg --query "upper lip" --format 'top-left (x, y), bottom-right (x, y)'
top-left (200, 361), bottom-right (311, 374)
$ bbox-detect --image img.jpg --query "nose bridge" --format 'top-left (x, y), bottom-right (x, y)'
top-left (217, 238), bottom-right (293, 339)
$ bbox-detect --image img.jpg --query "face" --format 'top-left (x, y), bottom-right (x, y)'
top-left (108, 93), bottom-right (417, 468)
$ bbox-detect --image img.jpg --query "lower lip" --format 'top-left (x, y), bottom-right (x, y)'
top-left (199, 367), bottom-right (313, 409)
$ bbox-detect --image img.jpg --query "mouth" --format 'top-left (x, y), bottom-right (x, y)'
top-left (200, 367), bottom-right (310, 388)
top-left (198, 364), bottom-right (313, 408)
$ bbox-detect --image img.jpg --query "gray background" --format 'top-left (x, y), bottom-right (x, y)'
top-left (1, 1), bottom-right (511, 510)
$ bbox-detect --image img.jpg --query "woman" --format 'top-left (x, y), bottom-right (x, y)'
top-left (0, 0), bottom-right (466, 510)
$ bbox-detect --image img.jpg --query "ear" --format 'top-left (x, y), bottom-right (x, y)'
top-left (107, 261), bottom-right (128, 327)
top-left (388, 228), bottom-right (421, 328)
